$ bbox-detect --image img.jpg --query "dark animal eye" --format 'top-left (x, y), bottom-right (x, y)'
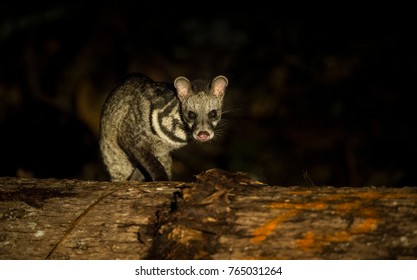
top-left (188, 111), bottom-right (197, 120)
top-left (208, 110), bottom-right (217, 119)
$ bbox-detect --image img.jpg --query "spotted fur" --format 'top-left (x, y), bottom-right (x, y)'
top-left (99, 73), bottom-right (228, 181)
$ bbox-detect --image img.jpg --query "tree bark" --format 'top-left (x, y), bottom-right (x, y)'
top-left (1, 169), bottom-right (417, 260)
top-left (0, 177), bottom-right (178, 259)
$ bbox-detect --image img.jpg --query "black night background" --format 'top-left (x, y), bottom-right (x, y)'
top-left (1, 2), bottom-right (416, 187)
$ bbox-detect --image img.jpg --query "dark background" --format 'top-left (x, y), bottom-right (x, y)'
top-left (1, 2), bottom-right (416, 187)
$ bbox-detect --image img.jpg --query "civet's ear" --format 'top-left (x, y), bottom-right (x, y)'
top-left (210, 75), bottom-right (228, 98)
top-left (174, 76), bottom-right (192, 101)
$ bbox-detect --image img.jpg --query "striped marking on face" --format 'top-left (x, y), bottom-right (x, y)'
top-left (151, 98), bottom-right (188, 146)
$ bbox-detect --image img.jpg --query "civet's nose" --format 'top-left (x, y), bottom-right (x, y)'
top-left (196, 131), bottom-right (211, 142)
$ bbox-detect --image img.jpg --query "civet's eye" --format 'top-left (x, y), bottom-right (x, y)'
top-left (208, 110), bottom-right (217, 119)
top-left (187, 111), bottom-right (197, 120)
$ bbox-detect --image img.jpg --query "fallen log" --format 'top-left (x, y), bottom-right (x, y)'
top-left (1, 169), bottom-right (416, 260)
top-left (0, 177), bottom-right (178, 259)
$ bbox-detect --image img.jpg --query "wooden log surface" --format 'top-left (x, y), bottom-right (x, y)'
top-left (1, 168), bottom-right (417, 260)
top-left (0, 177), bottom-right (179, 259)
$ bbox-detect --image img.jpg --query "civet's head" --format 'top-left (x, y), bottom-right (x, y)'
top-left (174, 75), bottom-right (228, 142)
